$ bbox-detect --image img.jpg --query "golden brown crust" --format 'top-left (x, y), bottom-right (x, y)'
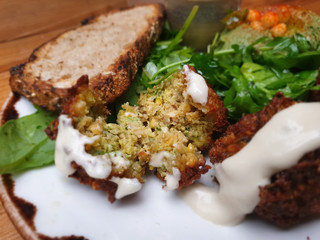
top-left (153, 155), bottom-right (211, 189)
top-left (9, 4), bottom-right (166, 111)
top-left (10, 63), bottom-right (74, 111)
top-left (88, 3), bottom-right (165, 105)
top-left (178, 157), bottom-right (211, 189)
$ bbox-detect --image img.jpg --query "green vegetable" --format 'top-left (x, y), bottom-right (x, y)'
top-left (139, 5), bottom-right (198, 89)
top-left (139, 6), bottom-right (198, 88)
top-left (190, 35), bottom-right (320, 120)
top-left (252, 35), bottom-right (320, 70)
top-left (0, 107), bottom-right (57, 174)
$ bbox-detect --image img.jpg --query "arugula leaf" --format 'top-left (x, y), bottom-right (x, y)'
top-left (139, 6), bottom-right (198, 89)
top-left (224, 65), bottom-right (261, 119)
top-left (0, 107), bottom-right (57, 174)
top-left (253, 36), bottom-right (320, 70)
top-left (105, 6), bottom-right (201, 120)
top-left (190, 34), bottom-right (320, 121)
top-left (241, 62), bottom-right (319, 101)
top-left (190, 53), bottom-right (230, 88)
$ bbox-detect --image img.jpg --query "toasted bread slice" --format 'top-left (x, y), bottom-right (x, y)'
top-left (10, 4), bottom-right (165, 111)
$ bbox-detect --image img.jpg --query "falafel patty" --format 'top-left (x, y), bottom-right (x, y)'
top-left (209, 93), bottom-right (320, 227)
top-left (55, 67), bottom-right (228, 201)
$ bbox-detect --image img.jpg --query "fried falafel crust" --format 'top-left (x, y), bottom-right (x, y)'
top-left (70, 162), bottom-right (118, 203)
top-left (255, 149), bottom-right (320, 228)
top-left (209, 92), bottom-right (320, 228)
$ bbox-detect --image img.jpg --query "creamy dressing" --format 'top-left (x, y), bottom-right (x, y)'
top-left (182, 65), bottom-right (208, 105)
top-left (110, 177), bottom-right (142, 199)
top-left (55, 115), bottom-right (111, 179)
top-left (180, 103), bottom-right (320, 226)
top-left (165, 167), bottom-right (181, 190)
top-left (55, 115), bottom-right (143, 199)
top-left (109, 151), bottom-right (130, 170)
top-left (150, 152), bottom-right (181, 190)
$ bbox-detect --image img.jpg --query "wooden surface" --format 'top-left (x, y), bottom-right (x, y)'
top-left (0, 0), bottom-right (319, 239)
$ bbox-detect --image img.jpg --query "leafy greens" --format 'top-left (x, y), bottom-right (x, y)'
top-left (190, 35), bottom-right (320, 120)
top-left (0, 107), bottom-right (57, 174)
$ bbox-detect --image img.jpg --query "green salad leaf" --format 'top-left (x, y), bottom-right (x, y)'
top-left (139, 6), bottom-right (198, 89)
top-left (252, 35), bottom-right (320, 70)
top-left (0, 107), bottom-right (57, 174)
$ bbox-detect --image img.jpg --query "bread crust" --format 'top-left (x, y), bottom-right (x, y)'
top-left (10, 4), bottom-right (165, 111)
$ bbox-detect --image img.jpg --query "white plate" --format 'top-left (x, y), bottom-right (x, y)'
top-left (1, 96), bottom-right (320, 240)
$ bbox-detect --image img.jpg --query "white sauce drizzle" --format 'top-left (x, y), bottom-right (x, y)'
top-left (109, 151), bottom-right (130, 170)
top-left (165, 167), bottom-right (181, 190)
top-left (180, 103), bottom-right (320, 226)
top-left (110, 177), bottom-right (142, 199)
top-left (55, 115), bottom-right (111, 179)
top-left (150, 152), bottom-right (181, 190)
top-left (55, 115), bottom-right (142, 199)
top-left (182, 65), bottom-right (208, 105)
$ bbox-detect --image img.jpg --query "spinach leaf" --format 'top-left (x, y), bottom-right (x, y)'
top-left (0, 107), bottom-right (57, 174)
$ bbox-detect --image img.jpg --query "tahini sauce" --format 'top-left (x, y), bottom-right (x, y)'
top-left (55, 115), bottom-right (111, 179)
top-left (183, 65), bottom-right (208, 105)
top-left (180, 103), bottom-right (320, 226)
top-left (55, 115), bottom-right (142, 199)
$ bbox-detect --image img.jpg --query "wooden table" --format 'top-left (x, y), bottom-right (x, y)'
top-left (0, 0), bottom-right (319, 239)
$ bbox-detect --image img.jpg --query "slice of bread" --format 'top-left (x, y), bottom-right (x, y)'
top-left (10, 4), bottom-right (165, 111)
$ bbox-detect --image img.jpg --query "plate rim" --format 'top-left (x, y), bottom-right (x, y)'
top-left (0, 93), bottom-right (40, 240)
